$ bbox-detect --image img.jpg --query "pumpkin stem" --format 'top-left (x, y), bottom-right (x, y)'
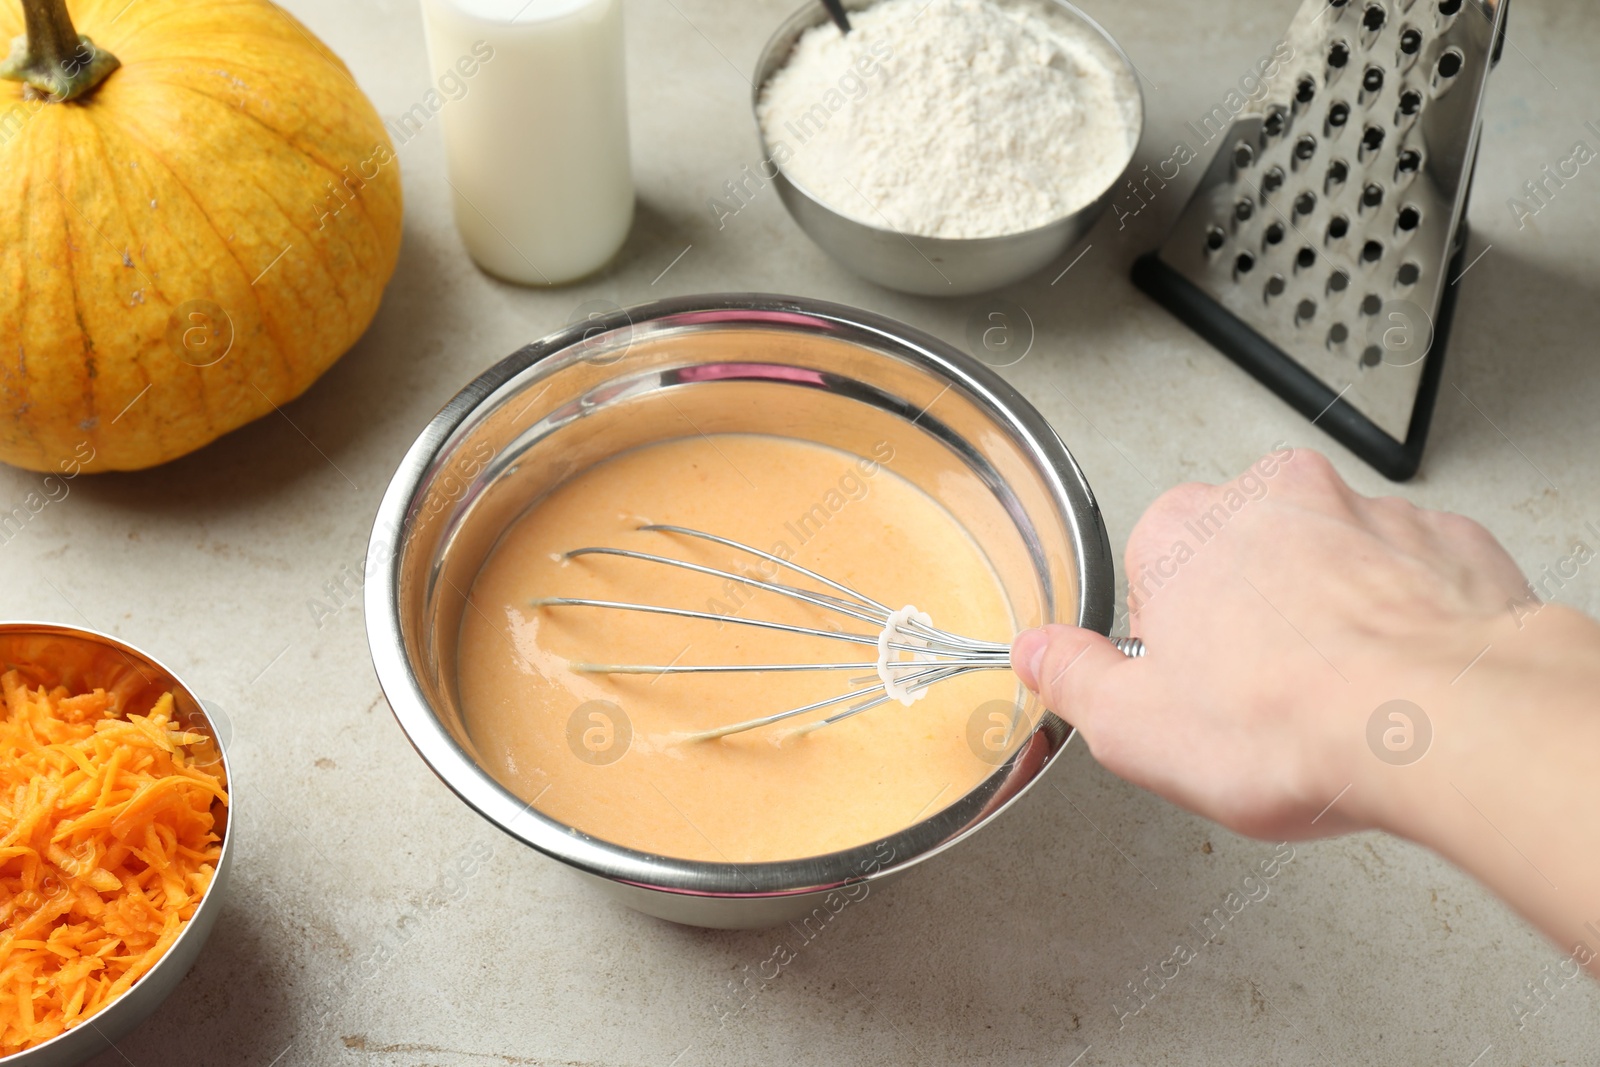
top-left (0, 0), bottom-right (120, 102)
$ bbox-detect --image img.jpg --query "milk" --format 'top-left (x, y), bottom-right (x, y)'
top-left (420, 0), bottom-right (634, 285)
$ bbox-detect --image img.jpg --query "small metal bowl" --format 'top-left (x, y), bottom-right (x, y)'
top-left (752, 0), bottom-right (1145, 295)
top-left (0, 622), bottom-right (232, 1067)
top-left (366, 294), bottom-right (1114, 928)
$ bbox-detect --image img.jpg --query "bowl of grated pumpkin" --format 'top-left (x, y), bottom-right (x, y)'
top-left (0, 622), bottom-right (232, 1065)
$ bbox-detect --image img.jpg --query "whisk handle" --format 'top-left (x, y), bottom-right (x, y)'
top-left (820, 0), bottom-right (851, 33)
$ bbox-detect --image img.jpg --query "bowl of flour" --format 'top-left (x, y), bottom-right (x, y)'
top-left (752, 0), bottom-right (1143, 295)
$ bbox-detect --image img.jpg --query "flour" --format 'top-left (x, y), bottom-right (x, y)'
top-left (757, 0), bottom-right (1140, 239)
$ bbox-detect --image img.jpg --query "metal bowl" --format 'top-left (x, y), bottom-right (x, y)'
top-left (752, 0), bottom-right (1145, 296)
top-left (0, 623), bottom-right (232, 1067)
top-left (366, 294), bottom-right (1114, 928)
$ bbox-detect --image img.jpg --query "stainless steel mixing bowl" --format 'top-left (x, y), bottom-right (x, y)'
top-left (752, 0), bottom-right (1145, 295)
top-left (0, 622), bottom-right (233, 1067)
top-left (366, 294), bottom-right (1114, 928)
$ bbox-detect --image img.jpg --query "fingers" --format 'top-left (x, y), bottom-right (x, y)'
top-left (1125, 448), bottom-right (1344, 576)
top-left (1335, 477), bottom-right (1525, 606)
top-left (1125, 481), bottom-right (1210, 580)
top-left (1270, 447), bottom-right (1348, 500)
top-left (1011, 624), bottom-right (1138, 732)
top-left (1423, 510), bottom-right (1529, 601)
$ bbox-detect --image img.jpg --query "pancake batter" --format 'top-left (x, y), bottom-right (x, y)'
top-left (456, 433), bottom-right (1021, 862)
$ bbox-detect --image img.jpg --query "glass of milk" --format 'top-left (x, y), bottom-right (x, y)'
top-left (420, 0), bottom-right (634, 286)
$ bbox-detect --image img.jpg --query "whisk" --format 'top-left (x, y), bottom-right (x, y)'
top-left (531, 525), bottom-right (1144, 742)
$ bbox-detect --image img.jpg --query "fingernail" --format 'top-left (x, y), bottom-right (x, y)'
top-left (1011, 628), bottom-right (1049, 691)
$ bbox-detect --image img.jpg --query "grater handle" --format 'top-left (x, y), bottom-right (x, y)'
top-left (1491, 0), bottom-right (1509, 67)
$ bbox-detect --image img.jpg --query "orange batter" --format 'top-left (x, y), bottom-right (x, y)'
top-left (456, 433), bottom-right (1021, 862)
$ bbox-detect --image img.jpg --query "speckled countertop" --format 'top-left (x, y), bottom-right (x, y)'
top-left (5, 0), bottom-right (1599, 1064)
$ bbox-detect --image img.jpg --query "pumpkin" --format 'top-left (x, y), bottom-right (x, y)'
top-left (0, 0), bottom-right (403, 473)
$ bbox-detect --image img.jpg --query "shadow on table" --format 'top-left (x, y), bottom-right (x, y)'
top-left (1418, 242), bottom-right (1600, 477)
top-left (81, 897), bottom-right (297, 1067)
top-left (629, 747), bottom-right (1485, 1065)
top-left (637, 747), bottom-right (1230, 1063)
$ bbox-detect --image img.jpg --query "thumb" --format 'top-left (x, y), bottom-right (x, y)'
top-left (1011, 624), bottom-right (1135, 729)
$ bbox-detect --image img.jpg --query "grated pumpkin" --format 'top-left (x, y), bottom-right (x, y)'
top-left (0, 667), bottom-right (227, 1054)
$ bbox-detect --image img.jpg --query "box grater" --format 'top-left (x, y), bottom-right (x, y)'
top-left (1133, 0), bottom-right (1508, 480)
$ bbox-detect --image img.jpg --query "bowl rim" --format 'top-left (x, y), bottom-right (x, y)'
top-left (0, 620), bottom-right (234, 1065)
top-left (366, 292), bottom-right (1115, 899)
top-left (749, 0), bottom-right (1149, 244)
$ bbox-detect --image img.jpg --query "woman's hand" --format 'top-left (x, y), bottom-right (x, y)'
top-left (1012, 447), bottom-right (1600, 967)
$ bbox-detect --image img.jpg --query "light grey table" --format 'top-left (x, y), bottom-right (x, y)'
top-left (4, 0), bottom-right (1596, 1063)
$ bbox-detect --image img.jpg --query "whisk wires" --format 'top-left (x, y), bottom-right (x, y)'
top-left (534, 525), bottom-right (1013, 740)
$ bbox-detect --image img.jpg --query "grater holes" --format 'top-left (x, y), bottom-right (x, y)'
top-left (1263, 165), bottom-right (1286, 195)
top-left (1400, 27), bottom-right (1422, 54)
top-left (1398, 89), bottom-right (1425, 120)
top-left (1234, 142), bottom-right (1255, 169)
top-left (1326, 159), bottom-right (1350, 193)
top-left (1361, 293), bottom-right (1383, 315)
top-left (1264, 105), bottom-right (1290, 139)
top-left (1359, 5), bottom-right (1386, 51)
top-left (1327, 214), bottom-right (1350, 241)
top-left (1328, 40), bottom-right (1352, 81)
top-left (1205, 226), bottom-right (1226, 254)
top-left (1296, 247), bottom-right (1318, 271)
top-left (1436, 49), bottom-right (1463, 79)
top-left (1264, 222), bottom-right (1286, 247)
top-left (1396, 205), bottom-right (1421, 233)
top-left (1363, 70), bottom-right (1388, 108)
top-left (1397, 261), bottom-right (1421, 286)
top-left (1327, 101), bottom-right (1351, 134)
top-left (1361, 182), bottom-right (1385, 212)
top-left (1297, 76), bottom-right (1317, 105)
top-left (1395, 149), bottom-right (1423, 181)
top-left (1361, 345), bottom-right (1383, 367)
top-left (1236, 252), bottom-right (1257, 275)
top-left (1235, 198), bottom-right (1255, 223)
top-left (1438, 0), bottom-right (1461, 14)
top-left (1294, 134), bottom-right (1318, 170)
top-left (1295, 191), bottom-right (1318, 216)
top-left (1296, 299), bottom-right (1318, 324)
top-left (1265, 274), bottom-right (1287, 301)
top-left (1328, 269), bottom-right (1351, 294)
top-left (1361, 239), bottom-right (1384, 264)
top-left (1328, 322), bottom-right (1350, 347)
top-left (1360, 125), bottom-right (1386, 161)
